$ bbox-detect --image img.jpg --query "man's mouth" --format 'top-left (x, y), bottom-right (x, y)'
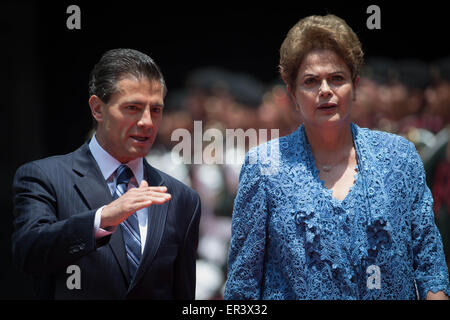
top-left (130, 136), bottom-right (150, 142)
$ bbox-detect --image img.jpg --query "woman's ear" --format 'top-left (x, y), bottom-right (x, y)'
top-left (352, 76), bottom-right (360, 101)
top-left (286, 84), bottom-right (293, 97)
top-left (286, 84), bottom-right (300, 110)
top-left (89, 95), bottom-right (105, 123)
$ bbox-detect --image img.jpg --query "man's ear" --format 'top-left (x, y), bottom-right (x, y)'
top-left (89, 95), bottom-right (105, 124)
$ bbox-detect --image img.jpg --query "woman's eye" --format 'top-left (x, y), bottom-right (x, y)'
top-left (304, 78), bottom-right (316, 85)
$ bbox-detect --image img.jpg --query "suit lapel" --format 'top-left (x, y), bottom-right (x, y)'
top-left (72, 143), bottom-right (112, 211)
top-left (109, 226), bottom-right (130, 284)
top-left (129, 159), bottom-right (169, 291)
top-left (72, 142), bottom-right (130, 284)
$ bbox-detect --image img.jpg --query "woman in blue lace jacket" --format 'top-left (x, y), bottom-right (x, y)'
top-left (224, 14), bottom-right (449, 300)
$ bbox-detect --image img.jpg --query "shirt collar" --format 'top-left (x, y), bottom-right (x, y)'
top-left (89, 134), bottom-right (144, 184)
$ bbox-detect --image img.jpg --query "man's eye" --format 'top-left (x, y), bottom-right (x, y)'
top-left (126, 105), bottom-right (138, 110)
top-left (331, 75), bottom-right (344, 82)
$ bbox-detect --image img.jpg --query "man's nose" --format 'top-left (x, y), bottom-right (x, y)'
top-left (137, 107), bottom-right (153, 128)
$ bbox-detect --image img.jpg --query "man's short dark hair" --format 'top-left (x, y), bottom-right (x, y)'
top-left (89, 48), bottom-right (167, 103)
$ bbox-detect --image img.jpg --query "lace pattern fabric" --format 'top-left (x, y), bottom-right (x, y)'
top-left (225, 123), bottom-right (450, 300)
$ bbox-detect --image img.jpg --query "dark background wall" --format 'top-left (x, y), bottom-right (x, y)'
top-left (1, 1), bottom-right (447, 298)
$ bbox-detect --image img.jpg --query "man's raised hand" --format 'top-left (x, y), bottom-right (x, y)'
top-left (100, 180), bottom-right (171, 228)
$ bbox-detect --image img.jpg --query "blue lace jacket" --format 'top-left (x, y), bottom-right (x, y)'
top-left (225, 123), bottom-right (450, 300)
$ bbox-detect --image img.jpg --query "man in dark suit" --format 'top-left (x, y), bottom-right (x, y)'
top-left (11, 48), bottom-right (201, 299)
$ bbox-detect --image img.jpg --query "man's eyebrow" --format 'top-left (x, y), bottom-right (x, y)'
top-left (122, 100), bottom-right (145, 105)
top-left (152, 101), bottom-right (164, 108)
top-left (121, 100), bottom-right (164, 107)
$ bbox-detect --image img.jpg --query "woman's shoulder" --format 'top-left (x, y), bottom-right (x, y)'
top-left (241, 127), bottom-right (303, 179)
top-left (246, 126), bottom-right (300, 162)
top-left (355, 125), bottom-right (424, 180)
top-left (355, 125), bottom-right (414, 154)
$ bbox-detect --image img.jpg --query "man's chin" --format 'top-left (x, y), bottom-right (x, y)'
top-left (129, 145), bottom-right (152, 158)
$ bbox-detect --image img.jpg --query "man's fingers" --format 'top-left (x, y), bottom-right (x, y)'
top-left (148, 194), bottom-right (171, 204)
top-left (104, 187), bottom-right (172, 227)
top-left (128, 193), bottom-right (171, 213)
top-left (128, 199), bottom-right (153, 214)
top-left (146, 190), bottom-right (171, 198)
top-left (148, 186), bottom-right (167, 192)
top-left (123, 188), bottom-right (171, 201)
top-left (139, 179), bottom-right (149, 188)
top-left (137, 180), bottom-right (167, 193)
top-left (117, 184), bottom-right (171, 213)
top-left (128, 192), bottom-right (171, 209)
top-left (136, 193), bottom-right (171, 205)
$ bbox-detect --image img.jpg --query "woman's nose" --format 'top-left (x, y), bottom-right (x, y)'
top-left (319, 80), bottom-right (332, 97)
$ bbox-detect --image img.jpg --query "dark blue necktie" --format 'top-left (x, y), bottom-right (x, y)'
top-left (113, 164), bottom-right (141, 281)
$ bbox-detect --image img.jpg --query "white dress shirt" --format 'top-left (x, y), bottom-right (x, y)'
top-left (89, 134), bottom-right (148, 253)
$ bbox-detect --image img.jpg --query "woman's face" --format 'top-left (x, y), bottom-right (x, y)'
top-left (289, 49), bottom-right (359, 128)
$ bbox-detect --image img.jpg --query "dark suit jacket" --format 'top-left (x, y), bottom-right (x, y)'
top-left (11, 142), bottom-right (201, 299)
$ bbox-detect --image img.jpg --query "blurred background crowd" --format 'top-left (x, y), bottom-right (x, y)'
top-left (141, 56), bottom-right (450, 299)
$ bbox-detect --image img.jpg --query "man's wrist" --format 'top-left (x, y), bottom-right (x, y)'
top-left (94, 206), bottom-right (116, 239)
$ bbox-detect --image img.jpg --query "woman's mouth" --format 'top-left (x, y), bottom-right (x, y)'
top-left (318, 102), bottom-right (338, 110)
